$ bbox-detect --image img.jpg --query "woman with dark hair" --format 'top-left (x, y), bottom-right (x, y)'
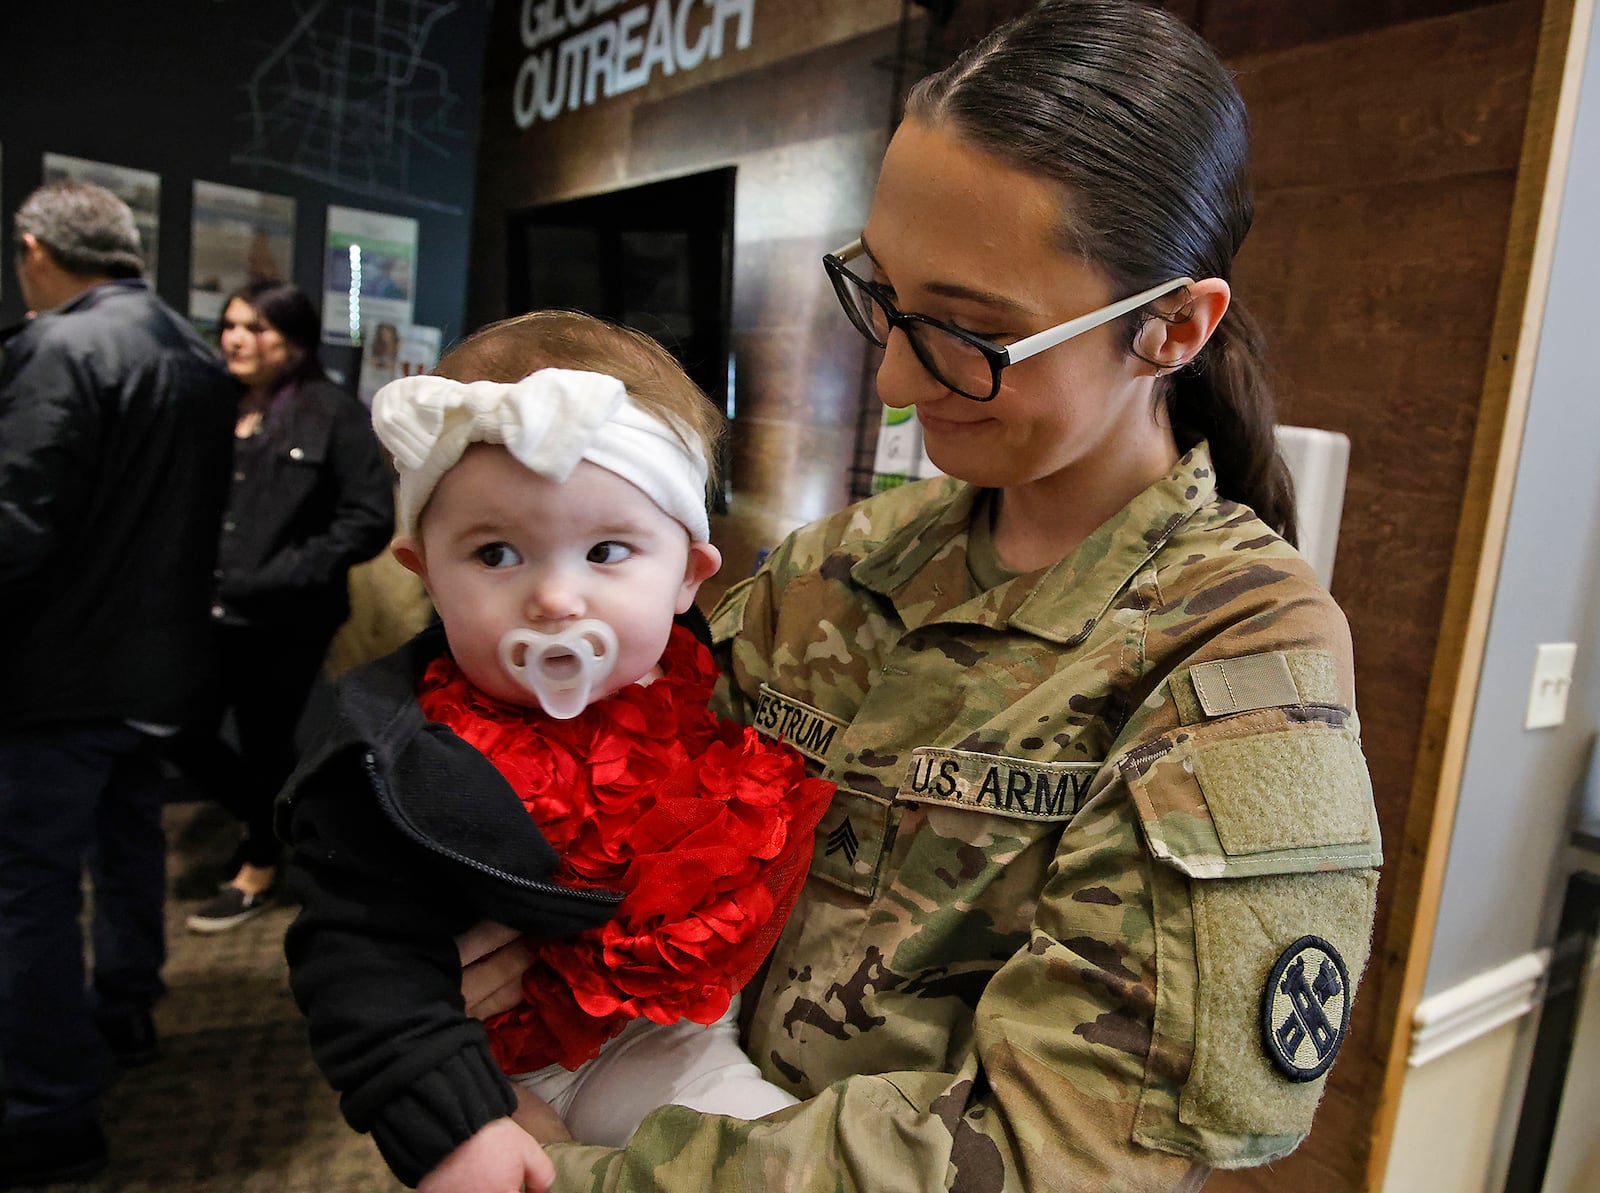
top-left (180, 280), bottom-right (393, 933)
top-left (450, 3), bottom-right (1380, 1191)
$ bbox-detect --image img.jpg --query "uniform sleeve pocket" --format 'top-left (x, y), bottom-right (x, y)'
top-left (1121, 716), bottom-right (1380, 1165)
top-left (1121, 713), bottom-right (1381, 878)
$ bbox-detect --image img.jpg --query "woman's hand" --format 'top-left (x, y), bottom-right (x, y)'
top-left (416, 1117), bottom-right (554, 1193)
top-left (457, 920), bottom-right (536, 1021)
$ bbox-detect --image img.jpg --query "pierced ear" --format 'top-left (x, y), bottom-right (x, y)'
top-left (676, 541), bottom-right (723, 613)
top-left (391, 535), bottom-right (428, 584)
top-left (1137, 277), bottom-right (1231, 373)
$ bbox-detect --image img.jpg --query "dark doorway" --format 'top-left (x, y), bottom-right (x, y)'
top-left (506, 168), bottom-right (736, 505)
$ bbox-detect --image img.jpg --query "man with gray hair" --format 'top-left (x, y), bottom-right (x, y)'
top-left (0, 180), bottom-right (234, 1187)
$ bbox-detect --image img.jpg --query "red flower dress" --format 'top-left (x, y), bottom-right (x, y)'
top-left (417, 624), bottom-right (834, 1073)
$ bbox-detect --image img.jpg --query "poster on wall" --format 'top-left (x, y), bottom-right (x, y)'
top-left (356, 322), bottom-right (442, 407)
top-left (321, 205), bottom-right (418, 346)
top-left (189, 181), bottom-right (296, 331)
top-left (42, 153), bottom-right (160, 280)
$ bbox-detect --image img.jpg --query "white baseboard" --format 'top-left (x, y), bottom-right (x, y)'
top-left (1409, 950), bottom-right (1551, 1067)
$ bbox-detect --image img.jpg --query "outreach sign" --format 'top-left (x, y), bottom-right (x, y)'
top-left (514, 0), bottom-right (757, 128)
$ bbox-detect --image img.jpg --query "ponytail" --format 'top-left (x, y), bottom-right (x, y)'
top-left (1164, 298), bottom-right (1298, 545)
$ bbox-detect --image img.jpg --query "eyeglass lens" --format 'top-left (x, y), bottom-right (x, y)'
top-left (830, 267), bottom-right (997, 400)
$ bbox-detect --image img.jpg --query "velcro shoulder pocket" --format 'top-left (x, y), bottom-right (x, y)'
top-left (1120, 712), bottom-right (1381, 1165)
top-left (1120, 711), bottom-right (1381, 877)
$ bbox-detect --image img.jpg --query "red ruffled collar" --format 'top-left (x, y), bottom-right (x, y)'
top-left (418, 624), bottom-right (833, 1072)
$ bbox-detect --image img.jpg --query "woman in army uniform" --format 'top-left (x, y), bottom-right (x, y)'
top-left (456, 2), bottom-right (1380, 1189)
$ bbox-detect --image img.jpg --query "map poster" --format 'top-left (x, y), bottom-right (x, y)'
top-left (190, 181), bottom-right (296, 330)
top-left (322, 205), bottom-right (418, 346)
top-left (42, 153), bottom-right (160, 281)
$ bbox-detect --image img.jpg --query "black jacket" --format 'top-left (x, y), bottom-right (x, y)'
top-left (213, 376), bottom-right (394, 633)
top-left (277, 624), bottom-right (623, 1186)
top-left (0, 280), bottom-right (234, 728)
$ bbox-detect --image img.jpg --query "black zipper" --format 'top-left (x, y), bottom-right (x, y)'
top-left (363, 751), bottom-right (623, 906)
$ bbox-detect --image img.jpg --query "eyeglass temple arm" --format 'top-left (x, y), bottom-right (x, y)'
top-left (1002, 276), bottom-right (1195, 365)
top-left (829, 239), bottom-right (866, 264)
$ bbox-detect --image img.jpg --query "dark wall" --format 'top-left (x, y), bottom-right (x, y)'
top-left (0, 0), bottom-right (491, 376)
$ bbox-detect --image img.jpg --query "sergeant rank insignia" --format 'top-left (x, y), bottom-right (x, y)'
top-left (1260, 935), bottom-right (1350, 1082)
top-left (825, 818), bottom-right (859, 865)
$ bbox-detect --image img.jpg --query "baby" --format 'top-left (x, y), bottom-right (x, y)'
top-left (279, 311), bottom-right (832, 1193)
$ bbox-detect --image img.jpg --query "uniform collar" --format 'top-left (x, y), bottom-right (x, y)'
top-left (852, 442), bottom-right (1218, 643)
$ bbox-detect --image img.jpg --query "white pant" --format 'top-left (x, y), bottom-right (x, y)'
top-left (511, 996), bottom-right (798, 1146)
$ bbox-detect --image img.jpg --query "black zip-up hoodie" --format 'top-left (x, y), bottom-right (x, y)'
top-left (277, 622), bottom-right (633, 1185)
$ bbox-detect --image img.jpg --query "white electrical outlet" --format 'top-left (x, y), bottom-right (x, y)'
top-left (1525, 642), bottom-right (1578, 730)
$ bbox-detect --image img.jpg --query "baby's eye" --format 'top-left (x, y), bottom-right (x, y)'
top-left (475, 542), bottom-right (523, 569)
top-left (587, 541), bottom-right (632, 565)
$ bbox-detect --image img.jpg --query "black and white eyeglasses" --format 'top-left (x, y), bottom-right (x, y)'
top-left (823, 238), bottom-right (1194, 402)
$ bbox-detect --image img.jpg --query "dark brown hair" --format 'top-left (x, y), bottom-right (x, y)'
top-left (905, 0), bottom-right (1296, 541)
top-left (222, 279), bottom-right (328, 389)
top-left (435, 310), bottom-right (727, 491)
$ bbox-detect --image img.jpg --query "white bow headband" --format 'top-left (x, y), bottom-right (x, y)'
top-left (371, 368), bottom-right (710, 541)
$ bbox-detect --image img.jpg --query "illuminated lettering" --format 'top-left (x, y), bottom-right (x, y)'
top-left (582, 23), bottom-right (618, 105)
top-left (513, 46), bottom-right (575, 128)
top-left (641, 0), bottom-right (677, 82)
top-left (522, 0), bottom-right (566, 49)
top-left (512, 0), bottom-right (757, 126)
top-left (710, 0), bottom-right (753, 56)
top-left (513, 50), bottom-right (542, 127)
top-left (674, 0), bottom-right (710, 68)
top-left (612, 2), bottom-right (650, 92)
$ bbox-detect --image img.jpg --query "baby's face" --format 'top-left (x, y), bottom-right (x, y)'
top-left (397, 445), bottom-right (719, 709)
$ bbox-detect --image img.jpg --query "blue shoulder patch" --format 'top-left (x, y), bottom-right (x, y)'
top-left (1260, 934), bottom-right (1350, 1082)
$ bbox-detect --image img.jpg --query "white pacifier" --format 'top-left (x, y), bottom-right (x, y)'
top-left (497, 620), bottom-right (620, 720)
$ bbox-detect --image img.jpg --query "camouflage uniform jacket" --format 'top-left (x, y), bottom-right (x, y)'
top-left (550, 442), bottom-right (1381, 1192)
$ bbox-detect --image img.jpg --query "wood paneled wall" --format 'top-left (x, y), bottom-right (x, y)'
top-left (1207, 3), bottom-right (1544, 1190)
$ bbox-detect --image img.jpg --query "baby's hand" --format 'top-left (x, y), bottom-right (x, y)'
top-left (416, 1117), bottom-right (554, 1193)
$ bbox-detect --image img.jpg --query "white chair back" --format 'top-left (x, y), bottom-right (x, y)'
top-left (1275, 425), bottom-right (1351, 588)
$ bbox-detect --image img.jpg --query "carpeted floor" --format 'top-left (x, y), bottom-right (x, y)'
top-left (39, 798), bottom-right (404, 1193)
